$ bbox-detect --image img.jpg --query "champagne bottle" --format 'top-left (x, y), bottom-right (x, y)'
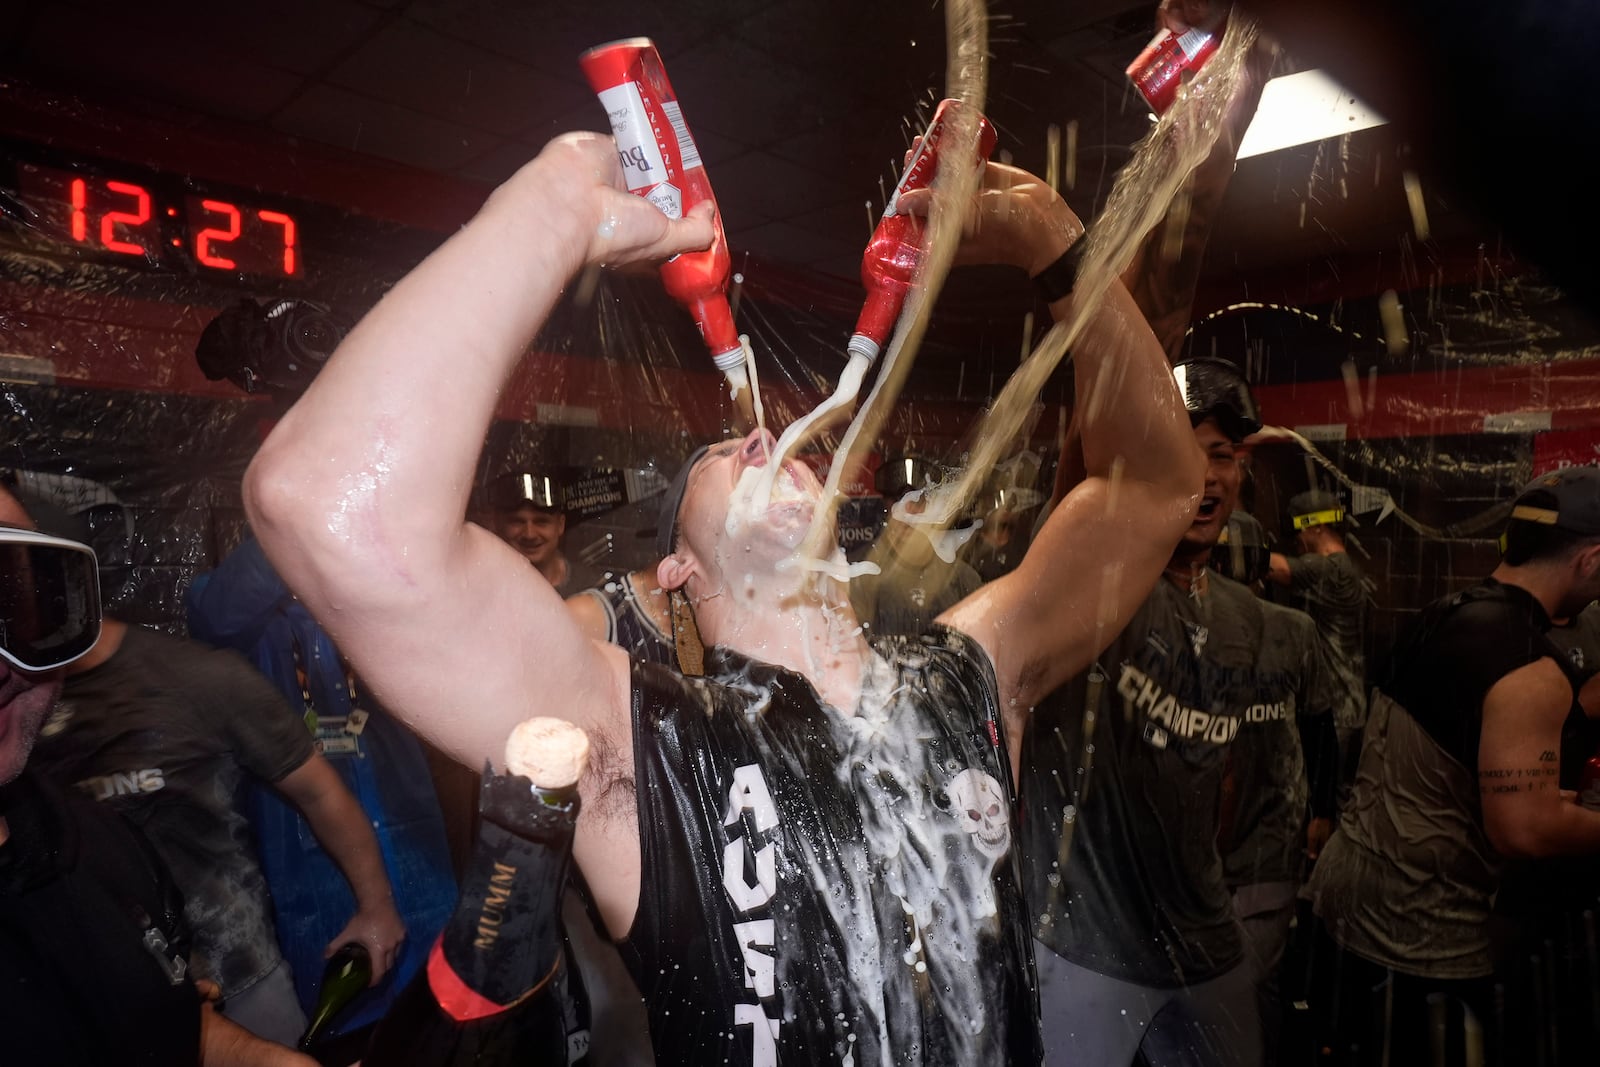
top-left (297, 941), bottom-right (371, 1050)
top-left (364, 719), bottom-right (590, 1065)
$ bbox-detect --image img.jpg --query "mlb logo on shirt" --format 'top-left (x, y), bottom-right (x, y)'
top-left (1142, 721), bottom-right (1170, 750)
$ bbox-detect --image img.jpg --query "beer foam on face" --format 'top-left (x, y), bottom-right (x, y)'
top-left (724, 463), bottom-right (812, 542)
top-left (504, 717), bottom-right (590, 789)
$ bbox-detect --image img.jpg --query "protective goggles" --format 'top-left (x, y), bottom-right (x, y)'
top-left (1172, 359), bottom-right (1262, 441)
top-left (0, 528), bottom-right (102, 672)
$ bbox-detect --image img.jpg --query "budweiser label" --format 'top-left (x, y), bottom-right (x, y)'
top-left (597, 83), bottom-right (667, 194)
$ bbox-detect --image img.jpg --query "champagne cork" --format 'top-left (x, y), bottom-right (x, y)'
top-left (504, 718), bottom-right (590, 791)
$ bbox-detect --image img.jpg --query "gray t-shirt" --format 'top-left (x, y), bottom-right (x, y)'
top-left (1221, 601), bottom-right (1341, 887)
top-left (1307, 579), bottom-right (1577, 979)
top-left (31, 625), bottom-right (314, 996)
top-left (1284, 551), bottom-right (1368, 736)
top-left (1020, 573), bottom-right (1318, 987)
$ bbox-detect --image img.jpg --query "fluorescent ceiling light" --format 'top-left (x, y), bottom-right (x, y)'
top-left (1236, 69), bottom-right (1388, 159)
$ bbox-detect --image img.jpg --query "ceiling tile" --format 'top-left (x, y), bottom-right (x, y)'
top-left (26, 3), bottom-right (303, 122)
top-left (709, 150), bottom-right (855, 229)
top-left (786, 197), bottom-right (882, 254)
top-left (326, 21), bottom-right (589, 138)
top-left (58, 0), bottom-right (384, 76)
top-left (453, 139), bottom-right (542, 186)
top-left (658, 37), bottom-right (826, 141)
top-left (727, 220), bottom-right (861, 273)
top-left (272, 84), bottom-right (503, 171)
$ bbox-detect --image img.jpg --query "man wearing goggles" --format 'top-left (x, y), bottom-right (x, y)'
top-left (2, 492), bottom-right (314, 1065)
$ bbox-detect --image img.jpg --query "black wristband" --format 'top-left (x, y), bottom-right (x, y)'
top-left (1031, 239), bottom-right (1085, 304)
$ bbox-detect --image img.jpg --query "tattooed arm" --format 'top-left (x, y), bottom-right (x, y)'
top-left (1479, 657), bottom-right (1600, 857)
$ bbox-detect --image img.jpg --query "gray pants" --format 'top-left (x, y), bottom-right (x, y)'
top-left (1234, 881), bottom-right (1298, 1064)
top-left (221, 957), bottom-right (308, 1047)
top-left (1035, 940), bottom-right (1263, 1067)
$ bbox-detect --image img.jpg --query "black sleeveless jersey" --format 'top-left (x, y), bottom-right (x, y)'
top-left (619, 625), bottom-right (1039, 1066)
top-left (574, 573), bottom-right (677, 667)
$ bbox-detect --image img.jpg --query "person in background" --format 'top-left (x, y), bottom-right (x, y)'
top-left (186, 534), bottom-right (459, 1050)
top-left (20, 494), bottom-right (405, 1047)
top-left (1020, 361), bottom-right (1335, 1067)
top-left (1213, 509), bottom-right (1340, 1063)
top-left (1307, 467), bottom-right (1600, 1065)
top-left (568, 562), bottom-right (687, 671)
top-left (1, 489), bottom-right (314, 1067)
top-left (849, 456), bottom-right (983, 638)
top-left (484, 471), bottom-right (603, 596)
top-left (1268, 487), bottom-right (1369, 782)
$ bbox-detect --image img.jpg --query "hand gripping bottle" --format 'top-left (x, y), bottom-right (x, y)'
top-left (580, 39), bottom-right (748, 398)
top-left (363, 718), bottom-right (591, 1066)
top-left (848, 99), bottom-right (998, 366)
top-left (1126, 7), bottom-right (1230, 116)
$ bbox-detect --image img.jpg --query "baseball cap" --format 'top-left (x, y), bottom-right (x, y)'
top-left (1510, 466), bottom-right (1600, 535)
top-left (486, 472), bottom-right (562, 513)
top-left (655, 445), bottom-right (710, 559)
top-left (1172, 358), bottom-right (1261, 442)
top-left (1289, 489), bottom-right (1345, 531)
top-left (0, 526), bottom-right (102, 672)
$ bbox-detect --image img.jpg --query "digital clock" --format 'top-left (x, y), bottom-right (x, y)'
top-left (15, 161), bottom-right (302, 279)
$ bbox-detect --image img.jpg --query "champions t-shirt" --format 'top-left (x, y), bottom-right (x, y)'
top-left (30, 625), bottom-right (313, 996)
top-left (621, 625), bottom-right (1039, 1066)
top-left (1221, 600), bottom-right (1340, 887)
top-left (1020, 573), bottom-right (1315, 987)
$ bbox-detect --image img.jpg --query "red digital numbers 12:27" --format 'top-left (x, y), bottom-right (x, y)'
top-left (38, 168), bottom-right (301, 278)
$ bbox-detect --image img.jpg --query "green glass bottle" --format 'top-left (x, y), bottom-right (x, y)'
top-left (297, 941), bottom-right (372, 1051)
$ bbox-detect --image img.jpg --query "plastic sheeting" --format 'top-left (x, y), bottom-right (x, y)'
top-left (2, 69), bottom-right (1600, 670)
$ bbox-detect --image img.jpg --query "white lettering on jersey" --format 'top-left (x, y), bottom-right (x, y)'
top-left (724, 763), bottom-right (780, 832)
top-left (722, 836), bottom-right (778, 912)
top-left (719, 762), bottom-right (784, 1062)
top-left (733, 918), bottom-right (777, 998)
top-left (734, 1002), bottom-right (781, 1067)
top-left (80, 768), bottom-right (166, 800)
top-left (1117, 665), bottom-right (1240, 745)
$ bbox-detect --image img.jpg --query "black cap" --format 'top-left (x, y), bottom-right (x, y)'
top-left (1172, 358), bottom-right (1261, 442)
top-left (1289, 489), bottom-right (1345, 530)
top-left (487, 472), bottom-right (561, 512)
top-left (1510, 466), bottom-right (1600, 535)
top-left (655, 445), bottom-right (710, 559)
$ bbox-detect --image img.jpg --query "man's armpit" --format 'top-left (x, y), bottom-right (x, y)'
top-left (581, 721), bottom-right (638, 824)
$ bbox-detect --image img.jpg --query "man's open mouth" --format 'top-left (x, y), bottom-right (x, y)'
top-left (1195, 496), bottom-right (1222, 522)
